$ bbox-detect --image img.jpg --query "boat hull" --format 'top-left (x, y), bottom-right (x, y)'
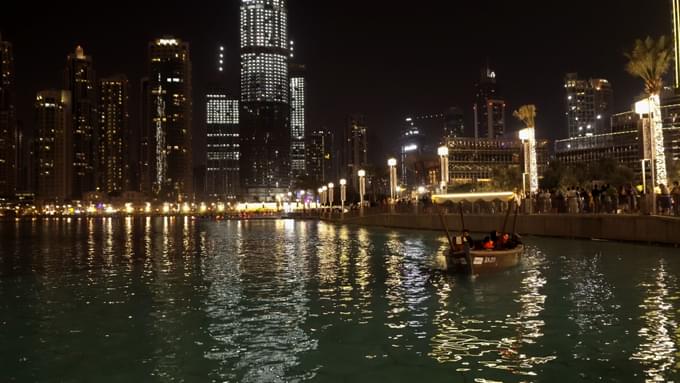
top-left (446, 245), bottom-right (523, 274)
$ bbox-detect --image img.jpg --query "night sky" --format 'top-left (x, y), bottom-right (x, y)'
top-left (0, 1), bottom-right (670, 165)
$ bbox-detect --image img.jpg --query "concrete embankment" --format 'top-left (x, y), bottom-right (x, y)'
top-left (326, 213), bottom-right (680, 246)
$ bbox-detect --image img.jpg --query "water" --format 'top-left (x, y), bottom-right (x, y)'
top-left (1, 217), bottom-right (679, 382)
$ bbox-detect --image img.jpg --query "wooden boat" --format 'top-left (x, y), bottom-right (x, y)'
top-left (446, 244), bottom-right (524, 274)
top-left (432, 191), bottom-right (524, 275)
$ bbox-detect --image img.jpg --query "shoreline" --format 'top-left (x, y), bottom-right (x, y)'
top-left (321, 212), bottom-right (680, 247)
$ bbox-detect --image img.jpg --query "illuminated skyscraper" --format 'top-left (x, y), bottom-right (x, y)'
top-left (473, 64), bottom-right (506, 139)
top-left (564, 73), bottom-right (613, 138)
top-left (36, 90), bottom-right (72, 201)
top-left (99, 75), bottom-right (129, 194)
top-left (206, 92), bottom-right (240, 199)
top-left (240, 0), bottom-right (290, 199)
top-left (64, 46), bottom-right (97, 199)
top-left (289, 62), bottom-right (306, 179)
top-left (141, 37), bottom-right (193, 200)
top-left (673, 0), bottom-right (680, 88)
top-left (0, 35), bottom-right (16, 198)
top-left (206, 45), bottom-right (240, 199)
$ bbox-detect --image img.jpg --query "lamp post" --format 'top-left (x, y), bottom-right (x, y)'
top-left (339, 179), bottom-right (347, 214)
top-left (358, 169), bottom-right (366, 214)
top-left (437, 146), bottom-right (449, 193)
top-left (519, 128), bottom-right (538, 194)
top-left (317, 187), bottom-right (323, 210)
top-left (328, 183), bottom-right (334, 213)
top-left (388, 158), bottom-right (398, 203)
top-left (322, 186), bottom-right (328, 212)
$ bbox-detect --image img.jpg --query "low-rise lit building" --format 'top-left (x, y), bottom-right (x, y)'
top-left (444, 137), bottom-right (549, 183)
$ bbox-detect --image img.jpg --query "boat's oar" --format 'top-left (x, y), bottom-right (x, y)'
top-left (511, 200), bottom-right (519, 234)
top-left (438, 208), bottom-right (455, 250)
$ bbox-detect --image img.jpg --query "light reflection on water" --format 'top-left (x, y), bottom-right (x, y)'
top-left (631, 260), bottom-right (678, 382)
top-left (0, 219), bottom-right (679, 382)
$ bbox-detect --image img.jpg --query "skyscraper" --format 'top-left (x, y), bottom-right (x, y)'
top-left (206, 92), bottom-right (240, 199)
top-left (444, 107), bottom-right (465, 138)
top-left (99, 75), bottom-right (129, 195)
top-left (289, 62), bottom-right (306, 179)
top-left (36, 90), bottom-right (72, 201)
top-left (564, 73), bottom-right (613, 138)
top-left (142, 37), bottom-right (193, 201)
top-left (240, 0), bottom-right (290, 199)
top-left (473, 65), bottom-right (506, 139)
top-left (673, 0), bottom-right (680, 88)
top-left (0, 34), bottom-right (16, 198)
top-left (344, 114), bottom-right (368, 188)
top-left (206, 45), bottom-right (240, 200)
top-left (306, 128), bottom-right (333, 184)
top-left (64, 46), bottom-right (97, 199)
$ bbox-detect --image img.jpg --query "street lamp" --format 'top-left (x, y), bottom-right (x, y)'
top-left (388, 158), bottom-right (398, 203)
top-left (339, 179), bottom-right (347, 213)
top-left (438, 146), bottom-right (449, 192)
top-left (322, 186), bottom-right (328, 210)
top-left (358, 169), bottom-right (366, 210)
top-left (328, 183), bottom-right (334, 210)
top-left (519, 128), bottom-right (538, 194)
top-left (317, 187), bottom-right (323, 209)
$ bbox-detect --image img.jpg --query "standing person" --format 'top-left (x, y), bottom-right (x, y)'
top-left (672, 181), bottom-right (680, 216)
top-left (567, 187), bottom-right (578, 214)
top-left (660, 184), bottom-right (672, 215)
top-left (592, 185), bottom-right (601, 213)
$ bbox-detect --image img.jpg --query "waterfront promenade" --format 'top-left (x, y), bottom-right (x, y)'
top-left (320, 209), bottom-right (680, 246)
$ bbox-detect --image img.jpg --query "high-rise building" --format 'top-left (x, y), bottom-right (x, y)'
top-left (344, 114), bottom-right (368, 189)
top-left (444, 107), bottom-right (465, 138)
top-left (673, 0), bottom-right (680, 89)
top-left (141, 37), bottom-right (193, 201)
top-left (399, 118), bottom-right (427, 186)
top-left (0, 35), bottom-right (17, 198)
top-left (206, 45), bottom-right (240, 200)
top-left (289, 62), bottom-right (306, 179)
top-left (564, 73), bottom-right (613, 138)
top-left (99, 75), bottom-right (129, 195)
top-left (64, 46), bottom-right (97, 199)
top-left (240, 0), bottom-right (290, 199)
top-left (306, 128), bottom-right (333, 184)
top-left (16, 122), bottom-right (35, 195)
top-left (206, 92), bottom-right (240, 199)
top-left (35, 90), bottom-right (72, 201)
top-left (473, 65), bottom-right (506, 139)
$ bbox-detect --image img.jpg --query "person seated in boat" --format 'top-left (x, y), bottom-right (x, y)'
top-left (461, 229), bottom-right (473, 248)
top-left (481, 236), bottom-right (494, 250)
top-left (495, 233), bottom-right (511, 250)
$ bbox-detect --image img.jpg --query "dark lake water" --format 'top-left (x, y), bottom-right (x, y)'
top-left (1, 217), bottom-right (679, 382)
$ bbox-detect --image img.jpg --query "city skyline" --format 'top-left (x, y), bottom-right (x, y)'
top-left (1, 1), bottom-right (671, 167)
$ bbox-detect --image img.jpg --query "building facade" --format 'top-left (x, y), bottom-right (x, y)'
top-left (0, 35), bottom-right (16, 198)
top-left (673, 0), bottom-right (680, 89)
top-left (64, 46), bottom-right (97, 199)
top-left (206, 92), bottom-right (240, 200)
top-left (98, 75), bottom-right (129, 195)
top-left (473, 65), bottom-right (505, 139)
top-left (306, 128), bottom-right (333, 185)
top-left (344, 114), bottom-right (368, 189)
top-left (289, 63), bottom-right (306, 179)
top-left (36, 90), bottom-right (72, 201)
top-left (564, 73), bottom-right (613, 138)
top-left (240, 0), bottom-right (291, 199)
top-left (445, 137), bottom-right (549, 183)
top-left (141, 38), bottom-right (193, 201)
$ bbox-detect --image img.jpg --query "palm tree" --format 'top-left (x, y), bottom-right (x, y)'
top-left (625, 36), bottom-right (672, 188)
top-left (513, 105), bottom-right (538, 194)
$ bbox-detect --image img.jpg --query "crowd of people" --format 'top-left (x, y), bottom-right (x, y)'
top-left (527, 181), bottom-right (680, 216)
